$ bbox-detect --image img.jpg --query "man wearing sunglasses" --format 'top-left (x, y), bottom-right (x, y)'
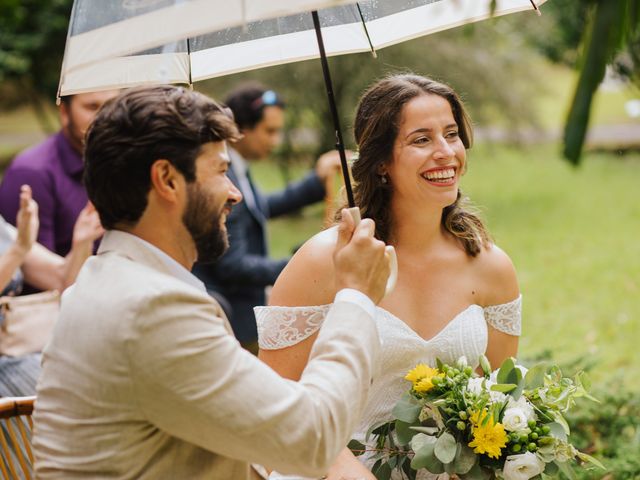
top-left (193, 83), bottom-right (340, 353)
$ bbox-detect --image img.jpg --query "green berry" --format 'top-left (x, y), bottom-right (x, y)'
top-left (464, 366), bottom-right (473, 376)
top-left (519, 434), bottom-right (529, 444)
top-left (510, 433), bottom-right (520, 442)
top-left (534, 427), bottom-right (542, 435)
top-left (457, 421), bottom-right (466, 431)
top-left (542, 425), bottom-right (551, 435)
top-left (528, 420), bottom-right (537, 429)
top-left (459, 411), bottom-right (468, 420)
top-left (529, 432), bottom-right (539, 441)
top-left (528, 443), bottom-right (537, 452)
top-left (511, 443), bottom-right (522, 453)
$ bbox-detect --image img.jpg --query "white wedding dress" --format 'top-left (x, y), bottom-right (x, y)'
top-left (255, 297), bottom-right (522, 480)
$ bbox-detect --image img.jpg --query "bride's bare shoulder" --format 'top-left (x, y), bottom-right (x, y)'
top-left (269, 227), bottom-right (339, 306)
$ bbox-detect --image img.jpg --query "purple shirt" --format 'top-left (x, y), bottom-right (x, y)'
top-left (0, 132), bottom-right (87, 256)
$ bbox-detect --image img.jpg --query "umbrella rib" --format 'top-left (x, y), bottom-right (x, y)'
top-left (187, 37), bottom-right (193, 86)
top-left (311, 10), bottom-right (355, 208)
top-left (529, 0), bottom-right (541, 15)
top-left (356, 2), bottom-right (377, 58)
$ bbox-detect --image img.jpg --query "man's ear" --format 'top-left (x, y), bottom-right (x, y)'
top-left (58, 101), bottom-right (70, 129)
top-left (149, 159), bottom-right (181, 202)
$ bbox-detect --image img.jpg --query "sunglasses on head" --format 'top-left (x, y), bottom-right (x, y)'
top-left (251, 90), bottom-right (279, 110)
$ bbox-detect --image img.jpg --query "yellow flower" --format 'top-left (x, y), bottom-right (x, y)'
top-left (468, 414), bottom-right (508, 459)
top-left (404, 364), bottom-right (443, 393)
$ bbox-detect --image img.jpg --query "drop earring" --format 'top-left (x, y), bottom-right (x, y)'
top-left (380, 174), bottom-right (388, 184)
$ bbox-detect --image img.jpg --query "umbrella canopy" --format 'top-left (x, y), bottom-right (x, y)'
top-left (60, 0), bottom-right (546, 96)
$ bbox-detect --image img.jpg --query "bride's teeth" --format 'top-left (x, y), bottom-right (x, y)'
top-left (423, 168), bottom-right (455, 181)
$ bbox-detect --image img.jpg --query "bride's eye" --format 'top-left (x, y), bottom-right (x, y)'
top-left (413, 136), bottom-right (429, 145)
top-left (446, 131), bottom-right (459, 139)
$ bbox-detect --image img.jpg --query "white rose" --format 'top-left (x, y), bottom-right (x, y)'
top-left (503, 452), bottom-right (546, 480)
top-left (507, 396), bottom-right (536, 422)
top-left (466, 377), bottom-right (486, 395)
top-left (466, 377), bottom-right (507, 403)
top-left (502, 407), bottom-right (530, 432)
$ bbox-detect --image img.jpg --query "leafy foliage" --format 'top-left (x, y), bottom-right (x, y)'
top-left (0, 0), bottom-right (72, 129)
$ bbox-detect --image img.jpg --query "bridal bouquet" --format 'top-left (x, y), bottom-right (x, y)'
top-left (350, 356), bottom-right (604, 480)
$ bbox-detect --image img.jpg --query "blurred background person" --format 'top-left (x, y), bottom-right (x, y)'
top-left (0, 185), bottom-right (102, 396)
top-left (193, 83), bottom-right (341, 353)
top-left (0, 91), bottom-right (117, 291)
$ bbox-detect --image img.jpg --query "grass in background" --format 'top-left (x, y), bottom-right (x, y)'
top-left (252, 144), bottom-right (640, 387)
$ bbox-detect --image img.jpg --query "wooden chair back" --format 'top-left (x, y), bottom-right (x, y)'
top-left (0, 396), bottom-right (36, 480)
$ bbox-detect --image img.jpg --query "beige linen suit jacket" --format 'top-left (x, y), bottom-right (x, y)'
top-left (33, 230), bottom-right (380, 479)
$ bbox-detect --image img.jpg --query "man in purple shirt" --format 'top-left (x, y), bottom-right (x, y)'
top-left (0, 91), bottom-right (118, 257)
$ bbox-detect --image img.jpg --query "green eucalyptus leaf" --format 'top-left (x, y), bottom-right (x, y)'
top-left (497, 357), bottom-right (516, 384)
top-left (555, 461), bottom-right (578, 480)
top-left (544, 461), bottom-right (559, 475)
top-left (550, 411), bottom-right (571, 435)
top-left (410, 426), bottom-right (439, 435)
top-left (460, 462), bottom-right (492, 480)
top-left (366, 420), bottom-right (392, 442)
top-left (547, 421), bottom-right (568, 441)
top-left (575, 451), bottom-right (606, 470)
top-left (393, 392), bottom-right (422, 423)
top-left (410, 434), bottom-right (437, 470)
top-left (395, 420), bottom-right (415, 446)
top-left (347, 439), bottom-right (366, 457)
top-left (525, 364), bottom-right (547, 389)
top-left (452, 444), bottom-right (477, 474)
top-left (434, 432), bottom-right (457, 464)
top-left (491, 383), bottom-right (517, 393)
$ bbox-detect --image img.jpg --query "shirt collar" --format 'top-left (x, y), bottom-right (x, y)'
top-left (111, 231), bottom-right (207, 294)
top-left (55, 131), bottom-right (84, 177)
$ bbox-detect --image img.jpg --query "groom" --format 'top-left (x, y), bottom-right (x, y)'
top-left (32, 86), bottom-right (390, 479)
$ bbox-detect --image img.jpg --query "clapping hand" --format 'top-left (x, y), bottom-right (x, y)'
top-left (15, 185), bottom-right (39, 254)
top-left (72, 202), bottom-right (104, 247)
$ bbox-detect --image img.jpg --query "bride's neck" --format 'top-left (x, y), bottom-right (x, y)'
top-left (389, 200), bottom-right (444, 252)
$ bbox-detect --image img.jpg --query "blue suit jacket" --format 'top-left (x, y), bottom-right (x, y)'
top-left (193, 157), bottom-right (326, 343)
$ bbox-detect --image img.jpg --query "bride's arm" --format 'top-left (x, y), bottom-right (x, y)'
top-left (477, 244), bottom-right (521, 369)
top-left (259, 228), bottom-right (339, 380)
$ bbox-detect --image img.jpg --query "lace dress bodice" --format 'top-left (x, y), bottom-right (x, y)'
top-left (256, 297), bottom-right (521, 480)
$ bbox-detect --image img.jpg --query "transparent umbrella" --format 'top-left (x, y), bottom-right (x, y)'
top-left (59, 0), bottom-right (548, 294)
top-left (60, 0), bottom-right (546, 207)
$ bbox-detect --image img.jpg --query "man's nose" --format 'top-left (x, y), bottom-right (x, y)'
top-left (228, 180), bottom-right (242, 205)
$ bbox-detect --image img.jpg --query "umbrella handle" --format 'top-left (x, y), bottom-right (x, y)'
top-left (345, 207), bottom-right (398, 297)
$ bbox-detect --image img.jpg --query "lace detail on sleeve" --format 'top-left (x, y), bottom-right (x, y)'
top-left (255, 304), bottom-right (332, 350)
top-left (484, 295), bottom-right (522, 336)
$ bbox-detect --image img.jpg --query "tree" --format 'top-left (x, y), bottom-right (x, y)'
top-left (0, 0), bottom-right (72, 132)
top-left (563, 0), bottom-right (640, 165)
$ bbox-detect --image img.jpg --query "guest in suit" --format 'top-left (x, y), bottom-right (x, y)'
top-left (193, 84), bottom-right (341, 352)
top-left (33, 85), bottom-right (391, 479)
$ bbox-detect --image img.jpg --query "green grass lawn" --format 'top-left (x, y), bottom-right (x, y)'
top-left (253, 144), bottom-right (640, 387)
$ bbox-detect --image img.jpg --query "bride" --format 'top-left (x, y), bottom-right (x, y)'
top-left (256, 74), bottom-right (522, 480)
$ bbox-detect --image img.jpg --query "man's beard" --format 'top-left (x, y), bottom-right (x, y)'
top-left (182, 183), bottom-right (229, 264)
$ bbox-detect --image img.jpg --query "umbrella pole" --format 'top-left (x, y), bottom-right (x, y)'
top-left (311, 10), bottom-right (355, 209)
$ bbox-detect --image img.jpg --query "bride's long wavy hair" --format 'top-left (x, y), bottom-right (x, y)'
top-left (339, 74), bottom-right (490, 257)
